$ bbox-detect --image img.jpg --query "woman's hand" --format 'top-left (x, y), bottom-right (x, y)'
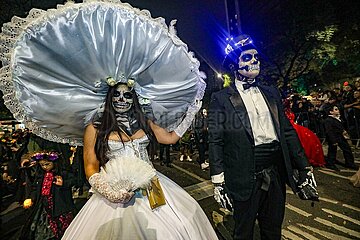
top-left (118, 190), bottom-right (135, 204)
top-left (88, 173), bottom-right (135, 203)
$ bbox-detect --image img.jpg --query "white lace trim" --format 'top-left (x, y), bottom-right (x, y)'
top-left (0, 0), bottom-right (206, 145)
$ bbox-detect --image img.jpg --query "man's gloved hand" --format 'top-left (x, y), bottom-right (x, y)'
top-left (294, 167), bottom-right (319, 201)
top-left (213, 183), bottom-right (233, 212)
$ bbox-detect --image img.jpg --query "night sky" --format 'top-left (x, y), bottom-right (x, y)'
top-left (124, 0), bottom-right (229, 72)
top-left (0, 0), bottom-right (314, 74)
top-left (1, 0), bottom-right (357, 78)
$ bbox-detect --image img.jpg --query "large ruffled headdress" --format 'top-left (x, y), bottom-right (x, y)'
top-left (0, 0), bottom-right (206, 145)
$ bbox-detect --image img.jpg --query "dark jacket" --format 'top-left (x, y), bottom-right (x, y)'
top-left (324, 116), bottom-right (346, 144)
top-left (208, 83), bottom-right (308, 201)
top-left (31, 168), bottom-right (75, 217)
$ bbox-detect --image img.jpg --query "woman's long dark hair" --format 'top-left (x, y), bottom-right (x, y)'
top-left (94, 83), bottom-right (155, 167)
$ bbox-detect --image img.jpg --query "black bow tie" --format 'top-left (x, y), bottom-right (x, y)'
top-left (242, 81), bottom-right (258, 90)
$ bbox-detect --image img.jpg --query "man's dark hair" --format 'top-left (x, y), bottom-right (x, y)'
top-left (324, 104), bottom-right (338, 116)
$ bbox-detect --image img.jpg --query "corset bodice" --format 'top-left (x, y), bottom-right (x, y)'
top-left (106, 135), bottom-right (151, 165)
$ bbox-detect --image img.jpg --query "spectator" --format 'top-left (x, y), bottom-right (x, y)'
top-left (179, 129), bottom-right (193, 161)
top-left (159, 144), bottom-right (172, 167)
top-left (194, 108), bottom-right (210, 170)
top-left (344, 90), bottom-right (360, 143)
top-left (324, 105), bottom-right (358, 171)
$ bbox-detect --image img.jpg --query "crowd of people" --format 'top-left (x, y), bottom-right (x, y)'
top-left (283, 80), bottom-right (360, 170)
top-left (148, 108), bottom-right (210, 170)
top-left (286, 80), bottom-right (360, 143)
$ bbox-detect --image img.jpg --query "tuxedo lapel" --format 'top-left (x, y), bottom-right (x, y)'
top-left (228, 86), bottom-right (254, 143)
top-left (258, 85), bottom-right (280, 137)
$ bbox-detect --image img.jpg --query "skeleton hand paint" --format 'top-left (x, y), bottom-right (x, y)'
top-left (294, 168), bottom-right (319, 201)
top-left (213, 184), bottom-right (233, 212)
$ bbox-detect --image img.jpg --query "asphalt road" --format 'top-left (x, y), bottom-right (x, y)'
top-left (154, 146), bottom-right (360, 240)
top-left (1, 145), bottom-right (359, 240)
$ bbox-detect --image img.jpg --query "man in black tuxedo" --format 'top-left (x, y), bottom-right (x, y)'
top-left (208, 35), bottom-right (319, 240)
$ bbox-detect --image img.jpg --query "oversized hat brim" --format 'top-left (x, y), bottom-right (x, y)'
top-left (0, 1), bottom-right (205, 145)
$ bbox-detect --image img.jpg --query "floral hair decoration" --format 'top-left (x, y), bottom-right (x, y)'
top-left (106, 77), bottom-right (117, 87)
top-left (106, 76), bottom-right (135, 89)
top-left (31, 151), bottom-right (60, 161)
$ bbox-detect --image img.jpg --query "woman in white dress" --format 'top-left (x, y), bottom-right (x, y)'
top-left (0, 1), bottom-right (218, 238)
top-left (62, 82), bottom-right (218, 240)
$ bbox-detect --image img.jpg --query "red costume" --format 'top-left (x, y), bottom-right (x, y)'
top-left (285, 109), bottom-right (325, 167)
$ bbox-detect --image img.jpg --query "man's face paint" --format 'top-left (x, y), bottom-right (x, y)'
top-left (112, 84), bottom-right (133, 113)
top-left (238, 49), bottom-right (260, 79)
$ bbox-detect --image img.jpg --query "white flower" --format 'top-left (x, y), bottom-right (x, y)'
top-left (138, 97), bottom-right (150, 105)
top-left (106, 77), bottom-right (117, 87)
top-left (127, 79), bottom-right (135, 88)
top-left (94, 81), bottom-right (101, 88)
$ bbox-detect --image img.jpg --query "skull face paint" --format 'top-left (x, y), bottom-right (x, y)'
top-left (112, 84), bottom-right (133, 113)
top-left (238, 49), bottom-right (260, 79)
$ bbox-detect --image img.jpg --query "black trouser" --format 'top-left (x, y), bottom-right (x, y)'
top-left (233, 141), bottom-right (285, 240)
top-left (195, 131), bottom-right (207, 164)
top-left (327, 137), bottom-right (354, 166)
top-left (159, 144), bottom-right (170, 164)
top-left (233, 168), bottom-right (286, 240)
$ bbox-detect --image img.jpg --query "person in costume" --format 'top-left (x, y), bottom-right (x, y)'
top-left (20, 151), bottom-right (75, 240)
top-left (0, 1), bottom-right (217, 239)
top-left (283, 99), bottom-right (325, 167)
top-left (62, 81), bottom-right (218, 239)
top-left (208, 34), bottom-right (319, 239)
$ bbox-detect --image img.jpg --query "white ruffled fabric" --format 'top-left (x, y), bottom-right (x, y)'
top-left (0, 0), bottom-right (206, 146)
top-left (62, 137), bottom-right (218, 240)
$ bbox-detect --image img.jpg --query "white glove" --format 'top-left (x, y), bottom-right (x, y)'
top-left (174, 100), bottom-right (202, 137)
top-left (88, 173), bottom-right (134, 203)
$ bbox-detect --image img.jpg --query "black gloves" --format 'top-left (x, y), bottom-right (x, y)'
top-left (293, 168), bottom-right (319, 201)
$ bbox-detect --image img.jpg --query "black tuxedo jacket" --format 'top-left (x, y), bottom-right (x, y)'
top-left (323, 116), bottom-right (346, 144)
top-left (208, 83), bottom-right (308, 201)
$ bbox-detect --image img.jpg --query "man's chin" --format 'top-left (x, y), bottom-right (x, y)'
top-left (238, 71), bottom-right (259, 79)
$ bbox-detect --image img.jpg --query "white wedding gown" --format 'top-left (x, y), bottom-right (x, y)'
top-left (62, 136), bottom-right (218, 240)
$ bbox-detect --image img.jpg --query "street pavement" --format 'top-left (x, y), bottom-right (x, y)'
top-left (1, 145), bottom-right (359, 239)
top-left (151, 145), bottom-right (360, 240)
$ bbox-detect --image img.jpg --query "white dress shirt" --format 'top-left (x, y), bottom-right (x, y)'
top-left (235, 80), bottom-right (278, 146)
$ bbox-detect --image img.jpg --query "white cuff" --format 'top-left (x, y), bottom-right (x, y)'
top-left (211, 172), bottom-right (224, 184)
